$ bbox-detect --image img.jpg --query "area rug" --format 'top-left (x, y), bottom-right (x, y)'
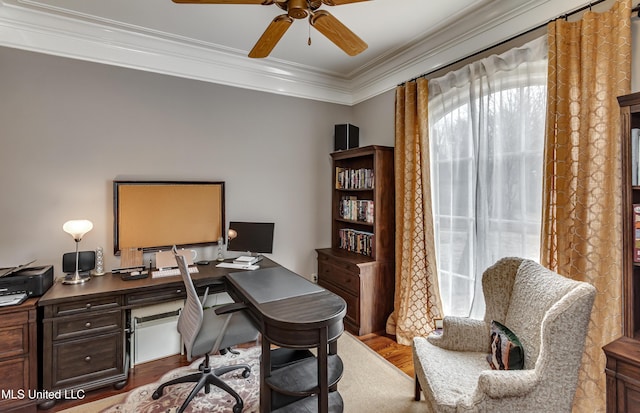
top-left (61, 332), bottom-right (426, 413)
top-left (101, 346), bottom-right (260, 413)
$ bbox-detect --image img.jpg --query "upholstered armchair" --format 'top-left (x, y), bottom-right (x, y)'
top-left (413, 257), bottom-right (596, 412)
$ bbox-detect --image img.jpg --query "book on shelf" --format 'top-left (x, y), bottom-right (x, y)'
top-left (335, 167), bottom-right (374, 190)
top-left (634, 204), bottom-right (640, 263)
top-left (339, 196), bottom-right (374, 223)
top-left (338, 228), bottom-right (374, 257)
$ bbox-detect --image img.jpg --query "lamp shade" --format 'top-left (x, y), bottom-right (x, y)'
top-left (63, 220), bottom-right (93, 241)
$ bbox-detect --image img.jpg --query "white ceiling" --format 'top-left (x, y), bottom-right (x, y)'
top-left (0, 0), bottom-right (592, 104)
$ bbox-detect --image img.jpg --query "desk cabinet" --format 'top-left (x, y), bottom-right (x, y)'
top-left (38, 274), bottom-right (194, 408)
top-left (317, 249), bottom-right (393, 335)
top-left (41, 294), bottom-right (128, 397)
top-left (603, 337), bottom-right (640, 413)
top-left (0, 298), bottom-right (38, 413)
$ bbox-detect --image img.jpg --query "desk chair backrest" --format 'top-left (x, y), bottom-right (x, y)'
top-left (154, 249), bottom-right (255, 413)
top-left (174, 248), bottom-right (204, 361)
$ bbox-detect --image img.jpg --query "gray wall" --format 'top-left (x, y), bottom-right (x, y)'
top-left (0, 46), bottom-right (353, 279)
top-left (2, 13), bottom-right (639, 280)
top-left (353, 89), bottom-right (395, 147)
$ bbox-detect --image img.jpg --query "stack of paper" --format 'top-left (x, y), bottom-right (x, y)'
top-left (233, 255), bottom-right (263, 265)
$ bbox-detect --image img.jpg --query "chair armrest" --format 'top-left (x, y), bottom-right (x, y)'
top-left (193, 279), bottom-right (225, 306)
top-left (427, 316), bottom-right (490, 352)
top-left (214, 302), bottom-right (248, 315)
top-left (193, 278), bottom-right (225, 288)
top-left (476, 369), bottom-right (538, 399)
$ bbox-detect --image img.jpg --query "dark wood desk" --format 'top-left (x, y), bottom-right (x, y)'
top-left (38, 259), bottom-right (346, 412)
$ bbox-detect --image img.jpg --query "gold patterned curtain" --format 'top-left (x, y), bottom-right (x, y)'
top-left (541, 1), bottom-right (631, 412)
top-left (386, 78), bottom-right (443, 346)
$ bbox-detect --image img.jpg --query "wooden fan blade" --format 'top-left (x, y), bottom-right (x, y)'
top-left (172, 0), bottom-right (272, 4)
top-left (310, 10), bottom-right (367, 56)
top-left (249, 14), bottom-right (293, 58)
top-left (321, 0), bottom-right (370, 5)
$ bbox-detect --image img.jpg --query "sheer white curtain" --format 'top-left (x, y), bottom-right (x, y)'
top-left (428, 36), bottom-right (548, 318)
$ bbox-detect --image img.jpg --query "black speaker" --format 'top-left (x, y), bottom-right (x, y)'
top-left (334, 124), bottom-right (359, 151)
top-left (62, 251), bottom-right (96, 273)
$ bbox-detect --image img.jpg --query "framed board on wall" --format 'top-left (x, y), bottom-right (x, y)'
top-left (113, 180), bottom-right (225, 254)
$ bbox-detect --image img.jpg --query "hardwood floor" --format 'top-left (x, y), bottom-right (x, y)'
top-left (359, 332), bottom-right (415, 378)
top-left (46, 332), bottom-right (413, 412)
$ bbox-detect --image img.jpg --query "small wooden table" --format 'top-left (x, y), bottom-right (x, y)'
top-left (226, 266), bottom-right (346, 413)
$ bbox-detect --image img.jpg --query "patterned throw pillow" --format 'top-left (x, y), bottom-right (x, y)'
top-left (487, 320), bottom-right (524, 370)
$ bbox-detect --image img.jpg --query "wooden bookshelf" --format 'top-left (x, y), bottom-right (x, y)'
top-left (317, 145), bottom-right (395, 336)
top-left (603, 91), bottom-right (640, 413)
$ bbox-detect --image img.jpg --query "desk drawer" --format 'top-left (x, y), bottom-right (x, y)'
top-left (0, 322), bottom-right (28, 359)
top-left (318, 261), bottom-right (360, 297)
top-left (317, 253), bottom-right (361, 274)
top-left (0, 357), bottom-right (30, 401)
top-left (127, 287), bottom-right (186, 306)
top-left (50, 332), bottom-right (123, 389)
top-left (52, 296), bottom-right (122, 317)
top-left (52, 310), bottom-right (122, 341)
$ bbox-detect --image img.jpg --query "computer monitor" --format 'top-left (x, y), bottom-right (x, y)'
top-left (227, 221), bottom-right (275, 255)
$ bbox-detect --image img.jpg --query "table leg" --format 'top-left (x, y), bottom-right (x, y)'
top-left (318, 326), bottom-right (329, 413)
top-left (260, 338), bottom-right (271, 413)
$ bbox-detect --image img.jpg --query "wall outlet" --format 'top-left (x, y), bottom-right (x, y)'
top-left (311, 273), bottom-right (318, 283)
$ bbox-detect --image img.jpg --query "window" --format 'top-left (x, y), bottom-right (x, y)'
top-left (428, 36), bottom-right (548, 318)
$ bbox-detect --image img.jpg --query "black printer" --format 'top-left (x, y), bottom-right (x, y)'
top-left (0, 265), bottom-right (53, 297)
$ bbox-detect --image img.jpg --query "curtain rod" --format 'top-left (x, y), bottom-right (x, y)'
top-left (399, 0), bottom-right (636, 86)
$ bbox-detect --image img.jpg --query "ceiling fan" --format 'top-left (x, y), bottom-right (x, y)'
top-left (172, 0), bottom-right (370, 58)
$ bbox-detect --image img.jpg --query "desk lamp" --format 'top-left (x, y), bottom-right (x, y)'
top-left (62, 219), bottom-right (93, 285)
top-left (228, 228), bottom-right (238, 244)
top-left (218, 229), bottom-right (238, 262)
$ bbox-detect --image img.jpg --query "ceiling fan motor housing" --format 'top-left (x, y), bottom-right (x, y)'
top-left (287, 0), bottom-right (309, 19)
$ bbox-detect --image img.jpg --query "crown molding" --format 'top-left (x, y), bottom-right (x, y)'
top-left (0, 0), bottom-right (355, 104)
top-left (350, 0), bottom-right (592, 104)
top-left (0, 0), bottom-right (592, 106)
